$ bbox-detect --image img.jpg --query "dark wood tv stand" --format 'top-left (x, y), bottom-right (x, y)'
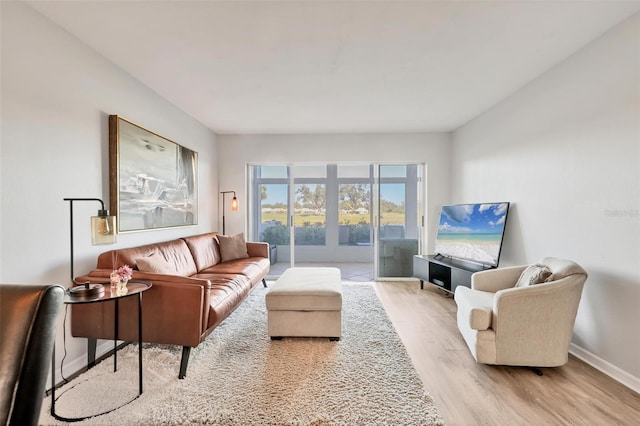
top-left (413, 255), bottom-right (490, 293)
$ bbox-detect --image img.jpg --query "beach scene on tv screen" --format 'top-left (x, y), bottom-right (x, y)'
top-left (435, 203), bottom-right (508, 265)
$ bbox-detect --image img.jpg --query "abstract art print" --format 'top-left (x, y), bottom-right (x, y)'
top-left (109, 115), bottom-right (198, 232)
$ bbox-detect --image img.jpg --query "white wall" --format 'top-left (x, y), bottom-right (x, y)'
top-left (1, 2), bottom-right (218, 376)
top-left (452, 13), bottom-right (640, 390)
top-left (217, 133), bottom-right (451, 255)
top-left (5, 0), bottom-right (636, 395)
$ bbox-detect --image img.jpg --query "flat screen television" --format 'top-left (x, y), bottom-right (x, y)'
top-left (434, 202), bottom-right (510, 268)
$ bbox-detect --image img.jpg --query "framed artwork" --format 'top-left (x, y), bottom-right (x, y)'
top-left (109, 115), bottom-right (198, 233)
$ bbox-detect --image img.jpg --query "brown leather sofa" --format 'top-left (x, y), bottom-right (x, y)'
top-left (71, 232), bottom-right (269, 378)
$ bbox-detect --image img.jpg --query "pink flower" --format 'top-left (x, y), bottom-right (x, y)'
top-left (115, 265), bottom-right (133, 281)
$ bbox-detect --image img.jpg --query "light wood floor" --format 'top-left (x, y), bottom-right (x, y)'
top-left (372, 280), bottom-right (640, 426)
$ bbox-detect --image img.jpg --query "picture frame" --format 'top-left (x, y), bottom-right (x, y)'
top-left (109, 115), bottom-right (198, 233)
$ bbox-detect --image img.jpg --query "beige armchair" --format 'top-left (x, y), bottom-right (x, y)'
top-left (454, 257), bottom-right (587, 367)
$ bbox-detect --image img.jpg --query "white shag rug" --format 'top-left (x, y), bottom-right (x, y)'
top-left (40, 284), bottom-right (444, 425)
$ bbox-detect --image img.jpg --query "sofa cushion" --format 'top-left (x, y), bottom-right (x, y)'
top-left (217, 233), bottom-right (250, 262)
top-left (96, 239), bottom-right (198, 276)
top-left (97, 242), bottom-right (160, 270)
top-left (182, 232), bottom-right (222, 272)
top-left (135, 252), bottom-right (175, 274)
top-left (155, 240), bottom-right (199, 276)
top-left (515, 264), bottom-right (552, 287)
top-left (197, 257), bottom-right (270, 286)
top-left (206, 274), bottom-right (253, 329)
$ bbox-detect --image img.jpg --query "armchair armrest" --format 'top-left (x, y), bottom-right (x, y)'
top-left (454, 286), bottom-right (495, 330)
top-left (469, 307), bottom-right (492, 331)
top-left (472, 265), bottom-right (527, 293)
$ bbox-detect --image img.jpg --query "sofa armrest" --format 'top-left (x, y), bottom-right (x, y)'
top-left (247, 241), bottom-right (269, 258)
top-left (77, 269), bottom-right (211, 287)
top-left (471, 265), bottom-right (527, 293)
top-left (73, 270), bottom-right (212, 345)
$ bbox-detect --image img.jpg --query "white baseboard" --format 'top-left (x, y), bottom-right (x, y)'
top-left (570, 343), bottom-right (640, 394)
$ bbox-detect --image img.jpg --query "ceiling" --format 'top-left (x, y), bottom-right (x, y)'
top-left (27, 1), bottom-right (640, 134)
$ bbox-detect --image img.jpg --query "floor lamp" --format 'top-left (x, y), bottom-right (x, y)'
top-left (220, 191), bottom-right (239, 234)
top-left (64, 198), bottom-right (116, 295)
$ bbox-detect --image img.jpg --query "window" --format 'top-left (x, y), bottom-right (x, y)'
top-left (249, 163), bottom-right (422, 279)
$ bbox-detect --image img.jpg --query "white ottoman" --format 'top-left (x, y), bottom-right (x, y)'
top-left (266, 267), bottom-right (342, 340)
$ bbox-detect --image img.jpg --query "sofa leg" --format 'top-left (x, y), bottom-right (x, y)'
top-left (262, 278), bottom-right (268, 288)
top-left (179, 346), bottom-right (191, 379)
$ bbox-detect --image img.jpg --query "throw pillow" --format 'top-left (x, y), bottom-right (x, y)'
top-left (135, 252), bottom-right (175, 274)
top-left (217, 232), bottom-right (250, 262)
top-left (515, 264), bottom-right (552, 287)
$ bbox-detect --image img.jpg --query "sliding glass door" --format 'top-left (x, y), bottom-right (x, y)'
top-left (376, 164), bottom-right (421, 278)
top-left (250, 166), bottom-right (291, 275)
top-left (249, 163), bottom-right (422, 280)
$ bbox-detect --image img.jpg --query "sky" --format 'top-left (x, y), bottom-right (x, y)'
top-left (259, 165), bottom-right (410, 206)
top-left (438, 203), bottom-right (509, 234)
top-left (262, 183), bottom-right (405, 206)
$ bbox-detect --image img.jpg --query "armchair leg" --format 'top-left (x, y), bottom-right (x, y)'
top-left (531, 367), bottom-right (543, 376)
top-left (262, 279), bottom-right (267, 288)
top-left (179, 346), bottom-right (191, 379)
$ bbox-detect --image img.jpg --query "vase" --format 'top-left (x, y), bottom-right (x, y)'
top-left (110, 272), bottom-right (129, 296)
top-left (110, 271), bottom-right (120, 293)
top-left (116, 279), bottom-right (129, 296)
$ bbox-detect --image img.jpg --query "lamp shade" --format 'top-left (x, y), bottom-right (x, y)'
top-left (90, 209), bottom-right (116, 245)
top-left (231, 196), bottom-right (239, 211)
